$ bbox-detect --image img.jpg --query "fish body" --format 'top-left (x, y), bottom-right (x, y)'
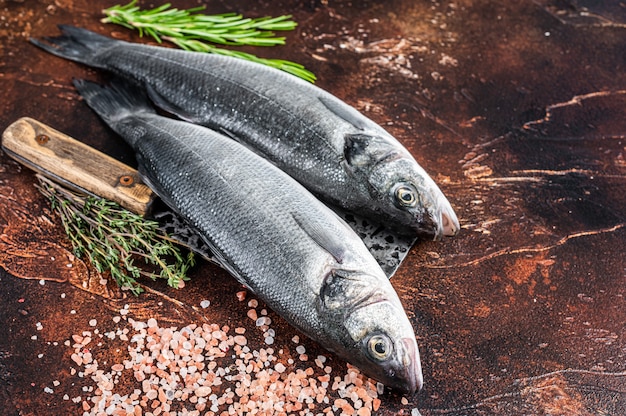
top-left (32, 26), bottom-right (459, 239)
top-left (73, 79), bottom-right (423, 394)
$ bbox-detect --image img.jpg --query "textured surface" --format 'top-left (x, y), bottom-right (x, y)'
top-left (1, 0), bottom-right (625, 415)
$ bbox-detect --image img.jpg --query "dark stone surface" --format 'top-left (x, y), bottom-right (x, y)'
top-left (1, 1), bottom-right (625, 414)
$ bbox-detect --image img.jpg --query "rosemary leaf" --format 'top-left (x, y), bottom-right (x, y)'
top-left (102, 1), bottom-right (316, 82)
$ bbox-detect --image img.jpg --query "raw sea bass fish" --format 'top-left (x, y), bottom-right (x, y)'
top-left (32, 26), bottom-right (460, 240)
top-left (72, 79), bottom-right (423, 394)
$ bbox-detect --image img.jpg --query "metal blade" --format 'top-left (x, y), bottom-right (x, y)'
top-left (150, 199), bottom-right (416, 279)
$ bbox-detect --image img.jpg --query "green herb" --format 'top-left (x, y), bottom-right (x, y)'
top-left (102, 1), bottom-right (316, 83)
top-left (36, 175), bottom-right (195, 295)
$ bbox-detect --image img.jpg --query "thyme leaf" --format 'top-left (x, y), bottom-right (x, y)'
top-left (36, 175), bottom-right (195, 295)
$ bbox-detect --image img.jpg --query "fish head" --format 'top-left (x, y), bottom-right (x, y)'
top-left (318, 268), bottom-right (423, 394)
top-left (344, 133), bottom-right (459, 239)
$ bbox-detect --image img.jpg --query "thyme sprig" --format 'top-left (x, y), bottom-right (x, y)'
top-left (36, 175), bottom-right (195, 295)
top-left (102, 1), bottom-right (316, 82)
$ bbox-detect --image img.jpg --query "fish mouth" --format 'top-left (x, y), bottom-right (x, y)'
top-left (398, 337), bottom-right (423, 394)
top-left (440, 206), bottom-right (460, 237)
top-left (432, 198), bottom-right (460, 240)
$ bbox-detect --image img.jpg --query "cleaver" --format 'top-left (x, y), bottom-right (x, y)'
top-left (1, 117), bottom-right (416, 277)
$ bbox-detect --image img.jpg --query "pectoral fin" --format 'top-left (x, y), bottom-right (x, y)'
top-left (329, 205), bottom-right (417, 279)
top-left (318, 96), bottom-right (368, 130)
top-left (145, 84), bottom-right (199, 123)
top-left (292, 212), bottom-right (346, 264)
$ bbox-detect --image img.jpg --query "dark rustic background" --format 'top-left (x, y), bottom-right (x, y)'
top-left (1, 1), bottom-right (625, 415)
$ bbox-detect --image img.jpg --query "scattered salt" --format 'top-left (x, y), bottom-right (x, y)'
top-left (61, 307), bottom-right (384, 415)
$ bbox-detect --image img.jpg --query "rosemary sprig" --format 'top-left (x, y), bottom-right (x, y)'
top-left (36, 175), bottom-right (195, 295)
top-left (101, 1), bottom-right (316, 83)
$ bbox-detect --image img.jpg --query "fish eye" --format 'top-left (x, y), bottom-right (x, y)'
top-left (367, 334), bottom-right (392, 361)
top-left (394, 185), bottom-right (418, 208)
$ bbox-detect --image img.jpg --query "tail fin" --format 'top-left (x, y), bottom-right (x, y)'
top-left (30, 25), bottom-right (117, 67)
top-left (73, 78), bottom-right (155, 144)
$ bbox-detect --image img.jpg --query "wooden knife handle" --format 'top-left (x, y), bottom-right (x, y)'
top-left (1, 117), bottom-right (154, 215)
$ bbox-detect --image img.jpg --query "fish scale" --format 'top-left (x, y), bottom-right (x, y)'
top-left (32, 25), bottom-right (459, 239)
top-left (137, 104), bottom-right (339, 330)
top-left (72, 78), bottom-right (422, 393)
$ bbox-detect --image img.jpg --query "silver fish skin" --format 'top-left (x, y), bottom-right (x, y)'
top-left (32, 26), bottom-right (460, 240)
top-left (72, 78), bottom-right (423, 394)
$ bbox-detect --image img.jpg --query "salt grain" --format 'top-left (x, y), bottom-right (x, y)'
top-left (247, 309), bottom-right (258, 321)
top-left (64, 308), bottom-right (383, 416)
top-left (233, 336), bottom-right (247, 346)
top-left (200, 300), bottom-right (211, 309)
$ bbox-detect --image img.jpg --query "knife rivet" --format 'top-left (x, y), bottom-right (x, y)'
top-left (119, 175), bottom-right (134, 186)
top-left (35, 134), bottom-right (50, 145)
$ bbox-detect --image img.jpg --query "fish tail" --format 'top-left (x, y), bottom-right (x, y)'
top-left (73, 78), bottom-right (155, 126)
top-left (29, 25), bottom-right (116, 67)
